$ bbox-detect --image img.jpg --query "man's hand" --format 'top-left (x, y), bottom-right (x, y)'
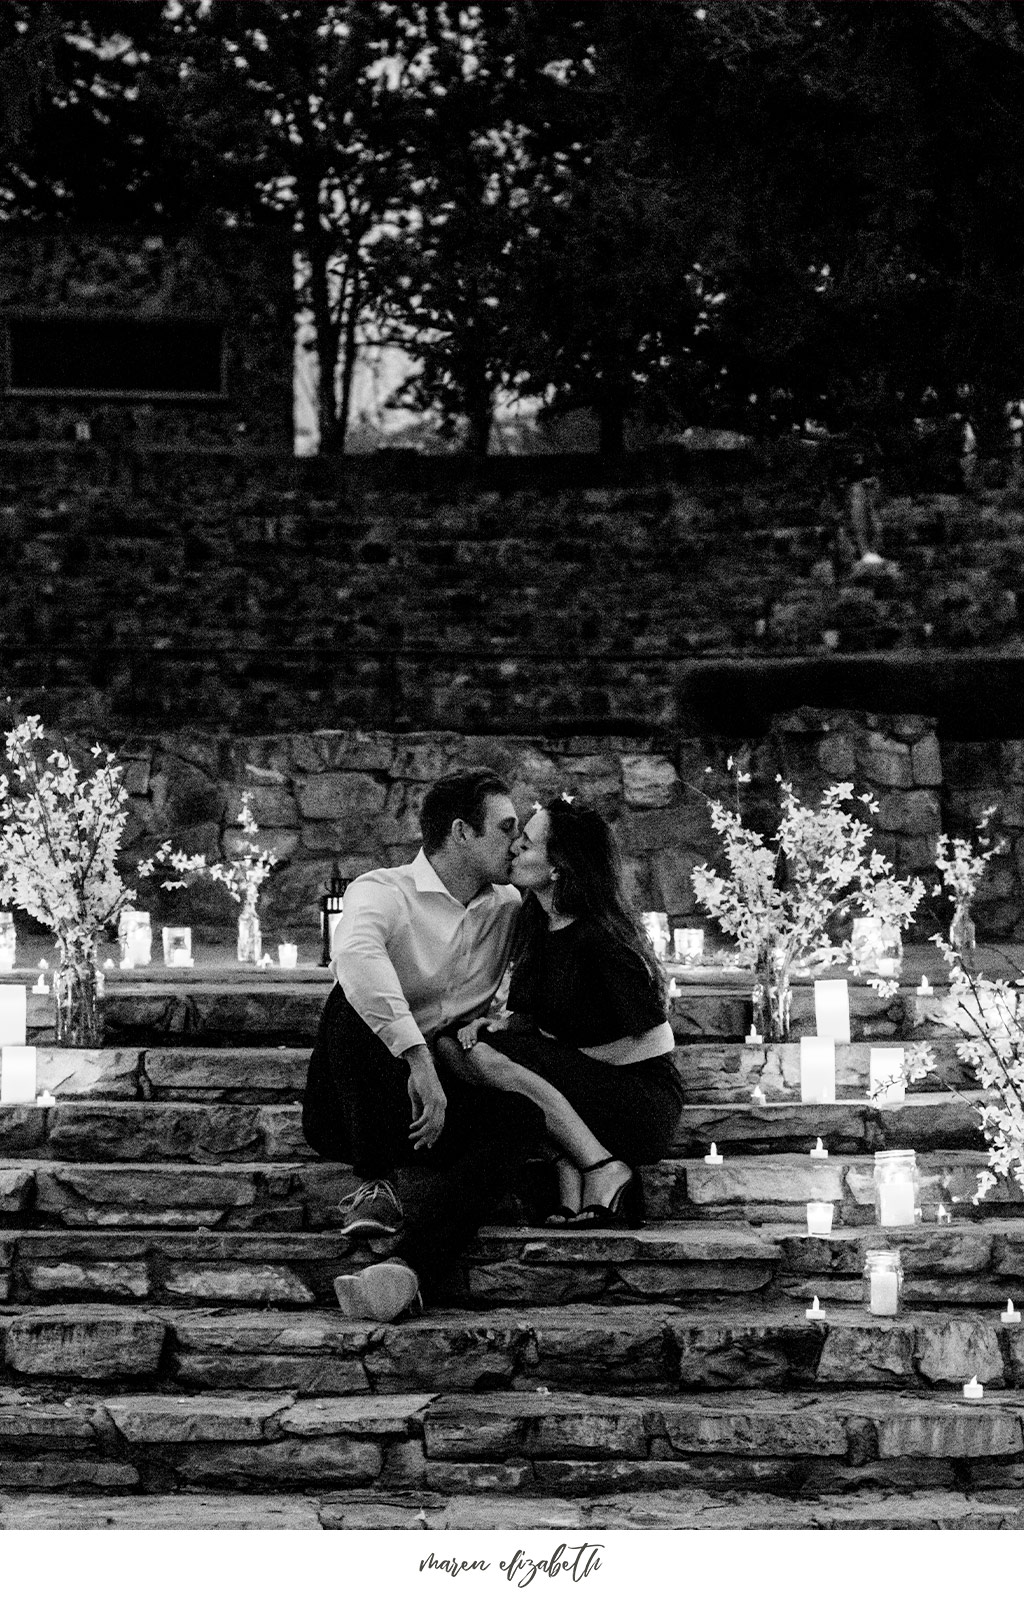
top-left (456, 1014), bottom-right (509, 1051)
top-left (403, 1044), bottom-right (446, 1150)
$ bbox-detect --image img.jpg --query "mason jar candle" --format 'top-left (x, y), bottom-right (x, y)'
top-left (863, 1247), bottom-right (903, 1316)
top-left (873, 1149), bottom-right (920, 1227)
top-left (0, 912), bottom-right (16, 972)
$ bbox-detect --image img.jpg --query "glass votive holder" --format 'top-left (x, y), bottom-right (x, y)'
top-left (806, 1201), bottom-right (834, 1237)
top-left (0, 912), bottom-right (15, 972)
top-left (873, 1149), bottom-right (920, 1227)
top-left (277, 943), bottom-right (298, 969)
top-left (119, 908), bottom-right (152, 967)
top-left (863, 1247), bottom-right (903, 1317)
top-left (642, 912), bottom-right (670, 962)
top-left (673, 928), bottom-right (705, 966)
top-left (161, 926), bottom-right (193, 967)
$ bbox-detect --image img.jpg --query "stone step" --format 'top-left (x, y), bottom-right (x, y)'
top-left (676, 1039), bottom-right (975, 1102)
top-left (0, 1148), bottom-right (1007, 1231)
top-left (19, 976), bottom-right (960, 1046)
top-left (0, 1383), bottom-right (1022, 1496)
top-left (0, 1216), bottom-right (1019, 1312)
top-left (0, 1092), bottom-right (988, 1166)
top-left (0, 1485), bottom-right (1019, 1529)
top-left (645, 1150), bottom-right (1018, 1225)
top-left (2, 1297), bottom-right (1024, 1395)
top-left (0, 1160), bottom-right (350, 1230)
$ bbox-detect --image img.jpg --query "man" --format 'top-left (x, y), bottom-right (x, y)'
top-left (302, 767), bottom-right (545, 1322)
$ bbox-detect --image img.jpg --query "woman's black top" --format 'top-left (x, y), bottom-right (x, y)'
top-left (506, 917), bottom-right (666, 1049)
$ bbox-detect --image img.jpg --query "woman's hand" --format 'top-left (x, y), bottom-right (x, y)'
top-left (456, 1014), bottom-right (509, 1051)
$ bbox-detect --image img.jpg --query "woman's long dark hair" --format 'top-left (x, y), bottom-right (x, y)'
top-left (509, 794), bottom-right (667, 1005)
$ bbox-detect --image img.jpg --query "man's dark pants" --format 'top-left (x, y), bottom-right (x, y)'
top-left (303, 984), bottom-right (545, 1293)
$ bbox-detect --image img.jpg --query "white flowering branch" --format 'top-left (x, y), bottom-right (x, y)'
top-left (137, 790), bottom-right (277, 915)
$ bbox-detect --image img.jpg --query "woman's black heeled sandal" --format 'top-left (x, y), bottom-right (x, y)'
top-left (567, 1155), bottom-right (645, 1230)
top-left (540, 1158), bottom-right (581, 1226)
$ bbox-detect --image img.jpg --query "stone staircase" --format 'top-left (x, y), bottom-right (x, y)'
top-left (1, 965), bottom-right (1024, 1530)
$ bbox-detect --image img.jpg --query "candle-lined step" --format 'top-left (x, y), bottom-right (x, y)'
top-left (644, 1151), bottom-right (1024, 1226)
top-left (0, 1485), bottom-right (1018, 1532)
top-left (1, 1385), bottom-right (1024, 1497)
top-left (5, 1300), bottom-right (1024, 1394)
top-left (675, 1040), bottom-right (975, 1103)
top-left (673, 1095), bottom-right (988, 1155)
top-left (13, 1047), bottom-right (310, 1104)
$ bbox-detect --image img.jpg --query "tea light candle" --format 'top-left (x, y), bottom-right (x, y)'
top-left (1001, 1299), bottom-right (1021, 1325)
top-left (35, 1090), bottom-right (55, 1107)
top-left (751, 1086), bottom-right (767, 1106)
top-left (38, 959), bottom-right (48, 971)
top-left (103, 959), bottom-right (115, 970)
top-left (869, 1047), bottom-right (906, 1105)
top-left (814, 978), bottom-right (851, 1042)
top-left (807, 1202), bottom-right (834, 1236)
top-left (962, 1375), bottom-right (983, 1400)
top-left (805, 1296), bottom-right (826, 1321)
top-left (667, 978), bottom-right (680, 999)
top-left (277, 943), bottom-right (298, 969)
top-left (917, 976), bottom-right (933, 997)
top-left (800, 1036), bottom-right (836, 1103)
top-left (0, 986), bottom-right (27, 1046)
top-left (704, 1143), bottom-right (724, 1165)
top-left (0, 1045), bottom-right (37, 1103)
top-left (869, 1263), bottom-right (900, 1316)
top-left (937, 1203), bottom-right (951, 1225)
top-left (809, 1137), bottom-right (829, 1160)
top-left (32, 976), bottom-right (47, 995)
top-left (745, 1027), bottom-right (763, 1045)
top-left (162, 927), bottom-right (193, 967)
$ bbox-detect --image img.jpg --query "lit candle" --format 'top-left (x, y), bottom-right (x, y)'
top-left (673, 928), bottom-right (704, 965)
top-left (751, 1086), bottom-right (767, 1106)
top-left (876, 957), bottom-right (898, 977)
top-left (35, 1090), bottom-right (55, 1107)
top-left (805, 1296), bottom-right (826, 1321)
top-left (1001, 1299), bottom-right (1021, 1325)
top-left (103, 959), bottom-right (115, 970)
top-left (800, 1036), bottom-right (836, 1103)
top-left (807, 1202), bottom-right (834, 1236)
top-left (668, 978), bottom-right (680, 999)
top-left (38, 959), bottom-right (48, 971)
top-left (962, 1375), bottom-right (983, 1400)
top-left (936, 1203), bottom-right (951, 1225)
top-left (878, 1180), bottom-right (916, 1228)
top-left (809, 1137), bottom-right (829, 1160)
top-left (869, 1265), bottom-right (900, 1316)
top-left (32, 976), bottom-right (47, 995)
top-left (814, 979), bottom-right (851, 1042)
top-left (119, 956), bottom-right (135, 970)
top-left (745, 1027), bottom-right (763, 1045)
top-left (277, 943), bottom-right (298, 969)
top-left (162, 927), bottom-right (193, 967)
top-left (0, 1045), bottom-right (37, 1103)
top-left (917, 976), bottom-right (933, 997)
top-left (0, 986), bottom-right (27, 1046)
top-left (703, 1143), bottom-right (724, 1165)
top-left (869, 1047), bottom-right (906, 1105)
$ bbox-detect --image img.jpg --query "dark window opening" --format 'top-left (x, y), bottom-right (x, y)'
top-left (3, 316), bottom-right (226, 400)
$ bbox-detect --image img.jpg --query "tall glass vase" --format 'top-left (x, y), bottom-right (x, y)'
top-left (751, 944), bottom-right (792, 1041)
top-left (950, 898), bottom-right (977, 962)
top-left (53, 933), bottom-right (102, 1048)
top-left (237, 905), bottom-right (261, 964)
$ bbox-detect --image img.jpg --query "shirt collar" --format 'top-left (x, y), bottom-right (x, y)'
top-left (412, 848), bottom-right (503, 908)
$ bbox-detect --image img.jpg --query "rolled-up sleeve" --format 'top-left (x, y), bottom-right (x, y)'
top-left (331, 879), bottom-right (426, 1058)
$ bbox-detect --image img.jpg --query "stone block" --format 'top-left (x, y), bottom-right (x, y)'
top-left (162, 1265), bottom-right (316, 1305)
top-left (621, 754), bottom-right (679, 808)
top-left (295, 771), bottom-right (387, 821)
top-left (364, 1322), bottom-right (523, 1394)
top-left (175, 1437), bottom-right (382, 1485)
top-left (818, 734), bottom-right (856, 779)
top-left (556, 756), bottom-right (623, 810)
top-left (35, 1048), bottom-right (142, 1100)
top-left (815, 1323), bottom-right (917, 1386)
top-left (670, 1321), bottom-right (822, 1389)
top-left (301, 731), bottom-right (395, 772)
top-left (874, 1405), bottom-right (1021, 1458)
top-left (423, 1395), bottom-right (647, 1461)
top-left (223, 785), bottom-right (298, 830)
top-left (4, 1309), bottom-right (167, 1378)
top-left (914, 1320), bottom-right (1005, 1385)
top-left (389, 737), bottom-right (466, 782)
top-left (423, 1459), bottom-right (534, 1494)
top-left (279, 1395), bottom-right (432, 1437)
top-left (106, 1394), bottom-right (285, 1445)
top-left (876, 790), bottom-right (941, 836)
top-left (649, 849), bottom-right (704, 916)
top-left (24, 1261), bottom-right (151, 1300)
top-left (658, 1398), bottom-right (845, 1456)
top-left (858, 732), bottom-right (914, 790)
top-left (375, 781), bottom-right (429, 846)
top-left (685, 1160), bottom-right (844, 1206)
top-left (911, 735), bottom-right (943, 786)
top-left (0, 1459), bottom-right (140, 1491)
top-left (0, 1170), bottom-right (34, 1217)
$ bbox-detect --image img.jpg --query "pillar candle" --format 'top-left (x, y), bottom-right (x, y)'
top-left (0, 986), bottom-right (27, 1046)
top-left (0, 1045), bottom-right (37, 1103)
top-left (878, 1181), bottom-right (916, 1227)
top-left (870, 1266), bottom-right (899, 1315)
top-left (806, 1202), bottom-right (834, 1236)
top-left (800, 1036), bottom-right (836, 1103)
top-left (869, 1047), bottom-right (906, 1105)
top-left (277, 944), bottom-right (298, 969)
top-left (814, 979), bottom-right (851, 1042)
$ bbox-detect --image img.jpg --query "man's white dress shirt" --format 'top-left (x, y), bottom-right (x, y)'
top-left (331, 849), bottom-right (520, 1058)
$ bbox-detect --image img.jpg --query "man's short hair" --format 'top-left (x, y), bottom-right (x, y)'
top-left (419, 768), bottom-right (511, 854)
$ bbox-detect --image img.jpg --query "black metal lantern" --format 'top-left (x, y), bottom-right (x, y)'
top-left (319, 866), bottom-right (349, 967)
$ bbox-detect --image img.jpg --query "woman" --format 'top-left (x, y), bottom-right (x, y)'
top-left (440, 795), bottom-right (682, 1228)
